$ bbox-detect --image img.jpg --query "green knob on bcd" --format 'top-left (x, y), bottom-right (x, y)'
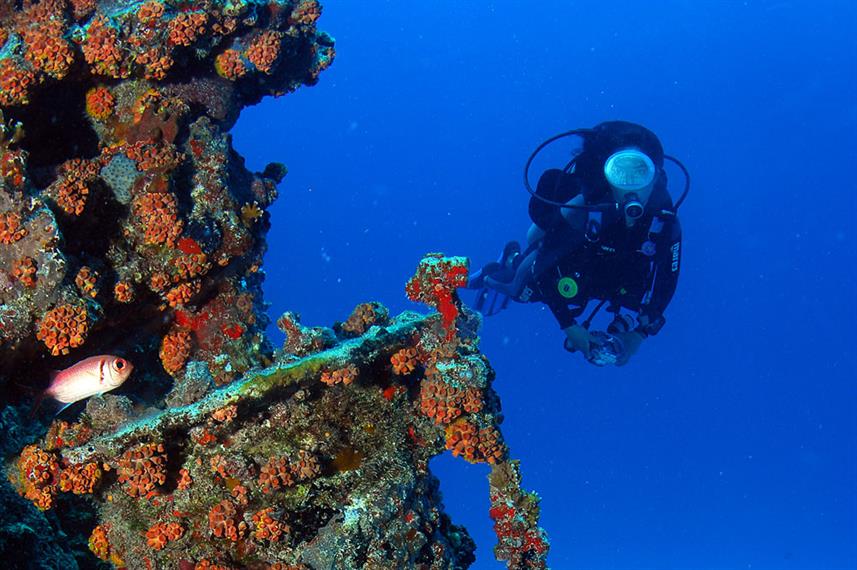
top-left (557, 276), bottom-right (578, 299)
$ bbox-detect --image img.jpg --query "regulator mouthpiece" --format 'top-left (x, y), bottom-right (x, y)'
top-left (623, 193), bottom-right (644, 223)
top-left (605, 149), bottom-right (654, 216)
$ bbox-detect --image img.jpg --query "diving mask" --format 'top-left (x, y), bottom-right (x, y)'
top-left (604, 148), bottom-right (656, 224)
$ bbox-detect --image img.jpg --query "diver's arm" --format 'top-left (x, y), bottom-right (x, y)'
top-left (545, 297), bottom-right (596, 357)
top-left (526, 223), bottom-right (545, 246)
top-left (546, 297), bottom-right (577, 330)
top-left (638, 216), bottom-right (682, 335)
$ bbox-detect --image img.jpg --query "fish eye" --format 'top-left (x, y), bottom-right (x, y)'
top-left (115, 359), bottom-right (125, 370)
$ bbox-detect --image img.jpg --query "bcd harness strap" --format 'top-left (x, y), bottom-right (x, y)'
top-left (641, 213), bottom-right (670, 306)
top-left (585, 210), bottom-right (602, 242)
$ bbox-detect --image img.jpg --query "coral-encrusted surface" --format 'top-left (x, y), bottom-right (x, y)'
top-left (26, 311), bottom-right (483, 568)
top-left (9, 255), bottom-right (550, 569)
top-left (0, 0), bottom-right (333, 565)
top-left (0, 0), bottom-right (333, 380)
top-left (1, 0), bottom-right (549, 566)
top-left (11, 283), bottom-right (550, 569)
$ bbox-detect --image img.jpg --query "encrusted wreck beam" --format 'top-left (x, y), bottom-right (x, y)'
top-left (64, 311), bottom-right (428, 465)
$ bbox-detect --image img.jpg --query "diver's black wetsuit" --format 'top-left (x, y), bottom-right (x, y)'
top-left (524, 169), bottom-right (682, 335)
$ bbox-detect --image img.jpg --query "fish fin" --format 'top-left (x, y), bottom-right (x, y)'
top-left (54, 401), bottom-right (74, 418)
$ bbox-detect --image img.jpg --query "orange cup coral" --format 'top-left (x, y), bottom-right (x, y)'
top-left (36, 304), bottom-right (88, 356)
top-left (246, 31), bottom-right (283, 74)
top-left (160, 327), bottom-right (193, 375)
top-left (146, 521), bottom-right (184, 550)
top-left (75, 266), bottom-right (99, 298)
top-left (258, 456), bottom-right (294, 493)
top-left (113, 281), bottom-right (135, 303)
top-left (320, 364), bottom-right (358, 386)
top-left (12, 256), bottom-right (37, 287)
top-left (208, 499), bottom-right (247, 541)
top-left (116, 442), bottom-right (168, 498)
top-left (215, 49), bottom-right (248, 80)
top-left (0, 211), bottom-right (27, 244)
top-left (88, 525), bottom-right (111, 560)
top-left (85, 86), bottom-right (115, 121)
top-left (391, 347), bottom-right (418, 375)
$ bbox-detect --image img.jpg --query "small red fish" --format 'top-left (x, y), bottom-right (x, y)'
top-left (45, 355), bottom-right (134, 406)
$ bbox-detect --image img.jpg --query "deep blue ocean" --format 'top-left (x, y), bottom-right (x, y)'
top-left (233, 2), bottom-right (857, 568)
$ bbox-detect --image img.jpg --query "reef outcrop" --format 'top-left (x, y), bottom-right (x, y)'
top-left (0, 0), bottom-right (333, 384)
top-left (1, 0), bottom-right (548, 568)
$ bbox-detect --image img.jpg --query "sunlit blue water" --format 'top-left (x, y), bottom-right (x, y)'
top-left (234, 2), bottom-right (857, 568)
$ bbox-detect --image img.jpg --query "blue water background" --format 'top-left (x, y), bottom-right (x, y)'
top-left (233, 2), bottom-right (857, 568)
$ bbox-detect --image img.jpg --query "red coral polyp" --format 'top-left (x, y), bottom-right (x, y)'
top-left (51, 158), bottom-right (101, 216)
top-left (289, 0), bottom-right (322, 26)
top-left (21, 22), bottom-right (75, 79)
top-left (406, 254), bottom-right (469, 338)
top-left (0, 150), bottom-right (27, 188)
top-left (75, 266), bottom-right (99, 297)
top-left (58, 462), bottom-right (102, 494)
top-left (320, 364), bottom-right (357, 386)
top-left (88, 525), bottom-right (111, 560)
top-left (114, 281), bottom-right (135, 303)
top-left (419, 380), bottom-right (483, 425)
top-left (391, 347), bottom-right (418, 375)
top-left (165, 280), bottom-right (201, 307)
top-left (136, 1), bottom-right (164, 26)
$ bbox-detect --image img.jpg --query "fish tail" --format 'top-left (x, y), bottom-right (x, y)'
top-left (29, 388), bottom-right (63, 420)
top-left (29, 391), bottom-right (46, 419)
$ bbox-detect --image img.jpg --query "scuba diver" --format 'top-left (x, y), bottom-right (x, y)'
top-left (469, 121), bottom-right (689, 366)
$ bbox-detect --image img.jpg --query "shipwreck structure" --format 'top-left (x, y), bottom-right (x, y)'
top-left (0, 0), bottom-right (548, 568)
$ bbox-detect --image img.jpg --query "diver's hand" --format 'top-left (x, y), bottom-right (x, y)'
top-left (614, 331), bottom-right (645, 366)
top-left (563, 324), bottom-right (594, 358)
